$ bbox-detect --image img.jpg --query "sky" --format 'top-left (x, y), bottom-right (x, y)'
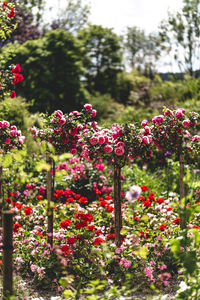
top-left (45, 0), bottom-right (184, 72)
top-left (89, 0), bottom-right (183, 35)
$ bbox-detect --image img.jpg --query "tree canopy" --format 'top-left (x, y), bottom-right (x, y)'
top-left (1, 28), bottom-right (86, 113)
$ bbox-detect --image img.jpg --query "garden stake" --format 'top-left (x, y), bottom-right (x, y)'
top-left (179, 154), bottom-right (186, 229)
top-left (47, 155), bottom-right (54, 246)
top-left (3, 210), bottom-right (13, 297)
top-left (0, 166), bottom-right (3, 227)
top-left (114, 164), bottom-right (122, 247)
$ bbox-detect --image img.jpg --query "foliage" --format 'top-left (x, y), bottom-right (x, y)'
top-left (50, 0), bottom-right (90, 35)
top-left (0, 0), bottom-right (17, 40)
top-left (124, 26), bottom-right (162, 77)
top-left (1, 28), bottom-right (86, 113)
top-left (0, 96), bottom-right (36, 134)
top-left (78, 24), bottom-right (123, 97)
top-left (159, 0), bottom-right (200, 75)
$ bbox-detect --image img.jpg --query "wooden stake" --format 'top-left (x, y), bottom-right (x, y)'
top-left (3, 211), bottom-right (13, 297)
top-left (179, 154), bottom-right (186, 229)
top-left (0, 166), bottom-right (3, 227)
top-left (114, 165), bottom-right (122, 246)
top-left (46, 155), bottom-right (53, 246)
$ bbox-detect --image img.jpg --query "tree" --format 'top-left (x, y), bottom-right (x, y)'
top-left (1, 29), bottom-right (86, 113)
top-left (50, 0), bottom-right (90, 35)
top-left (124, 26), bottom-right (161, 77)
top-left (0, 0), bottom-right (44, 46)
top-left (78, 25), bottom-right (123, 96)
top-left (159, 0), bottom-right (200, 75)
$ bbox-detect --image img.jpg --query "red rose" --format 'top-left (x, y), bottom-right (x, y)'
top-left (94, 237), bottom-right (105, 245)
top-left (144, 200), bottom-right (151, 207)
top-left (24, 207), bottom-right (33, 216)
top-left (13, 223), bottom-right (22, 233)
top-left (141, 185), bottom-right (149, 191)
top-left (2, 2), bottom-right (7, 11)
top-left (156, 197), bottom-right (165, 204)
top-left (11, 64), bottom-right (21, 74)
top-left (10, 90), bottom-right (16, 98)
top-left (159, 224), bottom-right (167, 231)
top-left (8, 7), bottom-right (15, 18)
top-left (12, 73), bottom-right (24, 84)
top-left (173, 218), bottom-right (180, 225)
top-left (60, 219), bottom-right (72, 229)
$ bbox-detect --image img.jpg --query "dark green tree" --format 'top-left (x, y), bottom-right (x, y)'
top-left (159, 0), bottom-right (200, 75)
top-left (1, 29), bottom-right (86, 113)
top-left (78, 25), bottom-right (123, 96)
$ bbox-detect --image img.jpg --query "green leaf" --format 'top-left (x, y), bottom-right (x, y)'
top-left (2, 153), bottom-right (13, 168)
top-left (135, 246), bottom-right (148, 259)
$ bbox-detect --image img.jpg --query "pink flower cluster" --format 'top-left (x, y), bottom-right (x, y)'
top-left (32, 104), bottom-right (96, 155)
top-left (0, 121), bottom-right (25, 151)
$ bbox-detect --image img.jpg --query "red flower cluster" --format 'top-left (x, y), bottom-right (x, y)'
top-left (24, 207), bottom-right (33, 216)
top-left (2, 2), bottom-right (15, 18)
top-left (159, 224), bottom-right (167, 231)
top-left (13, 223), bottom-right (22, 233)
top-left (173, 217), bottom-right (180, 225)
top-left (60, 219), bottom-right (72, 229)
top-left (94, 237), bottom-right (105, 245)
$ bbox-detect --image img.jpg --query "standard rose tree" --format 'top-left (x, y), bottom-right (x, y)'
top-left (80, 121), bottom-right (153, 246)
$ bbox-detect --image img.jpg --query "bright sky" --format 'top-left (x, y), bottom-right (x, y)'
top-left (45, 0), bottom-right (184, 72)
top-left (46, 0), bottom-right (183, 35)
top-left (89, 0), bottom-right (183, 35)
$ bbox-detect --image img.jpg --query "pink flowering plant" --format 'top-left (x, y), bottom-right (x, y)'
top-left (151, 107), bottom-right (199, 156)
top-left (80, 122), bottom-right (153, 167)
top-left (0, 120), bottom-right (25, 153)
top-left (30, 104), bottom-right (96, 155)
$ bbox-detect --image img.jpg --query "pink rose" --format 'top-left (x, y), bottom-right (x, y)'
top-left (192, 135), bottom-right (200, 141)
top-left (10, 126), bottom-right (17, 131)
top-left (141, 120), bottom-right (149, 127)
top-left (70, 149), bottom-right (77, 155)
top-left (91, 109), bottom-right (96, 117)
top-left (98, 136), bottom-right (105, 144)
top-left (142, 136), bottom-right (150, 145)
top-left (152, 115), bottom-right (164, 124)
top-left (182, 119), bottom-right (191, 128)
top-left (175, 108), bottom-right (185, 119)
top-left (144, 126), bottom-right (151, 135)
top-left (84, 103), bottom-right (92, 111)
top-left (115, 146), bottom-right (124, 156)
top-left (164, 109), bottom-right (173, 116)
top-left (5, 138), bottom-right (11, 144)
top-left (89, 136), bottom-right (99, 145)
top-left (2, 121), bottom-right (10, 128)
top-left (18, 136), bottom-right (25, 144)
top-left (104, 145), bottom-right (113, 153)
top-left (58, 118), bottom-right (66, 125)
top-left (9, 130), bottom-right (17, 137)
top-left (54, 110), bottom-right (63, 118)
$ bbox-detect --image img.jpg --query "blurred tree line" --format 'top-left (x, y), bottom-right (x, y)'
top-left (1, 0), bottom-right (200, 120)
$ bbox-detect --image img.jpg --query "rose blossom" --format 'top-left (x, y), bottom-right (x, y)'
top-left (141, 120), bottom-right (149, 127)
top-left (152, 115), bottom-right (164, 124)
top-left (54, 110), bottom-right (63, 118)
top-left (104, 145), bottom-right (113, 153)
top-left (84, 103), bottom-right (92, 111)
top-left (58, 118), bottom-right (66, 125)
top-left (175, 108), bottom-right (185, 119)
top-left (115, 146), bottom-right (124, 156)
top-left (182, 119), bottom-right (191, 127)
top-left (89, 136), bottom-right (99, 145)
top-left (142, 136), bottom-right (150, 145)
